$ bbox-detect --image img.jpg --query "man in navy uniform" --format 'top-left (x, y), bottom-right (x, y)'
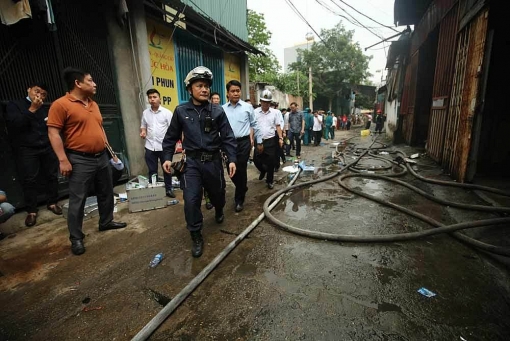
top-left (162, 66), bottom-right (237, 258)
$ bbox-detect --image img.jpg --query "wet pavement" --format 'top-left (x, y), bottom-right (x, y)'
top-left (1, 127), bottom-right (510, 340)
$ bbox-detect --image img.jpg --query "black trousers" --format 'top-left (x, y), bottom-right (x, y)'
top-left (17, 146), bottom-right (59, 213)
top-left (254, 138), bottom-right (276, 184)
top-left (313, 130), bottom-right (322, 146)
top-left (180, 156), bottom-right (225, 232)
top-left (67, 152), bottom-right (114, 241)
top-left (145, 148), bottom-right (173, 191)
top-left (231, 138), bottom-right (251, 204)
top-left (286, 131), bottom-right (302, 156)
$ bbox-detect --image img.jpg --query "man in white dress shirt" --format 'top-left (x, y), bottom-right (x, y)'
top-left (140, 89), bottom-right (175, 197)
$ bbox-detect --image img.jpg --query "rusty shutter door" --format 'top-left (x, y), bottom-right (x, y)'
top-left (443, 8), bottom-right (489, 182)
top-left (427, 4), bottom-right (459, 162)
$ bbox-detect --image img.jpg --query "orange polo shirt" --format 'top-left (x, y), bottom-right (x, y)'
top-left (47, 93), bottom-right (106, 154)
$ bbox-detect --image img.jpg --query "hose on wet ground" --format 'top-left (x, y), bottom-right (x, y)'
top-left (263, 135), bottom-right (510, 256)
top-left (131, 166), bottom-right (303, 341)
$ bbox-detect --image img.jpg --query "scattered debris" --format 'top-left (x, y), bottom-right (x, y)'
top-left (417, 287), bottom-right (436, 298)
top-left (380, 151), bottom-right (389, 155)
top-left (409, 153), bottom-right (420, 159)
top-left (147, 288), bottom-right (171, 307)
top-left (351, 255), bottom-right (358, 258)
top-left (83, 306), bottom-right (103, 312)
top-left (82, 297), bottom-right (91, 304)
top-left (167, 200), bottom-right (179, 206)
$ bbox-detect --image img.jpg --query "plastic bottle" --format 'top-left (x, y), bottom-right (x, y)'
top-left (149, 253), bottom-right (163, 268)
top-left (167, 199), bottom-right (179, 206)
top-left (151, 174), bottom-right (157, 185)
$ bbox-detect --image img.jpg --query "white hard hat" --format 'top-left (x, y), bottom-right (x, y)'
top-left (260, 89), bottom-right (272, 102)
top-left (184, 66), bottom-right (213, 87)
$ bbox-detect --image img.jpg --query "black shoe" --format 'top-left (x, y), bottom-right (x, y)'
top-left (215, 209), bottom-right (224, 224)
top-left (190, 231), bottom-right (203, 258)
top-left (205, 202), bottom-right (214, 210)
top-left (71, 239), bottom-right (85, 255)
top-left (25, 213), bottom-right (37, 227)
top-left (99, 221), bottom-right (127, 231)
top-left (235, 202), bottom-right (244, 212)
top-left (267, 183), bottom-right (274, 189)
top-left (166, 189), bottom-right (176, 198)
top-left (274, 167), bottom-right (279, 172)
top-left (259, 172), bottom-right (266, 180)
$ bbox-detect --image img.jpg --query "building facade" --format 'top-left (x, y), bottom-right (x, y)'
top-left (390, 0), bottom-right (506, 182)
top-left (0, 0), bottom-right (260, 207)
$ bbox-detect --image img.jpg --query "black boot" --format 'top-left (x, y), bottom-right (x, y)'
top-left (190, 231), bottom-right (204, 258)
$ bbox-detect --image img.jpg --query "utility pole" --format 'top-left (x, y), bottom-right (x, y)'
top-left (305, 32), bottom-right (314, 111)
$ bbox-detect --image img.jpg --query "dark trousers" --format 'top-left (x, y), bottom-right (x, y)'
top-left (17, 146), bottom-right (59, 213)
top-left (286, 129), bottom-right (294, 149)
top-left (313, 130), bottom-right (322, 146)
top-left (286, 131), bottom-right (302, 156)
top-left (375, 122), bottom-right (383, 133)
top-left (180, 156), bottom-right (225, 232)
top-left (67, 152), bottom-right (114, 241)
top-left (254, 138), bottom-right (276, 184)
top-left (365, 121), bottom-right (372, 130)
top-left (145, 148), bottom-right (173, 191)
top-left (231, 138), bottom-right (251, 204)
top-left (327, 126), bottom-right (334, 139)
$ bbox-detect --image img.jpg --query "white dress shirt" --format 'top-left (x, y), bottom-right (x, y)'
top-left (254, 107), bottom-right (281, 140)
top-left (313, 115), bottom-right (323, 131)
top-left (141, 105), bottom-right (173, 151)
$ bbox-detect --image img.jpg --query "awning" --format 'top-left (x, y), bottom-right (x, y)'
top-left (147, 0), bottom-right (264, 55)
top-left (386, 39), bottom-right (409, 68)
top-left (394, 0), bottom-right (433, 26)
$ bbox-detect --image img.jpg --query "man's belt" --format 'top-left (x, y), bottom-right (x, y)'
top-left (186, 150), bottom-right (221, 162)
top-left (66, 149), bottom-right (105, 158)
top-left (236, 135), bottom-right (250, 142)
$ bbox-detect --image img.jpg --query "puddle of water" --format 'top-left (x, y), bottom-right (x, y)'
top-left (147, 288), bottom-right (172, 306)
top-left (377, 301), bottom-right (402, 313)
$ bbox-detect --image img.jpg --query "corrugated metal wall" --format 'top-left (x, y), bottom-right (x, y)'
top-left (181, 0), bottom-right (248, 41)
top-left (426, 4), bottom-right (459, 162)
top-left (443, 8), bottom-right (489, 181)
top-left (410, 0), bottom-right (458, 55)
top-left (174, 30), bottom-right (225, 103)
top-left (401, 51), bottom-right (419, 144)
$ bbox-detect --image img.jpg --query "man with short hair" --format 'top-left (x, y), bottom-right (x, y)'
top-left (162, 66), bottom-right (237, 258)
top-left (223, 80), bottom-right (260, 212)
top-left (48, 67), bottom-right (127, 256)
top-left (5, 82), bottom-right (62, 227)
top-left (285, 102), bottom-right (305, 158)
top-left (140, 89), bottom-right (175, 198)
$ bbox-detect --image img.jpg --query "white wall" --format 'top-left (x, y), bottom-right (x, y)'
top-left (384, 99), bottom-right (399, 140)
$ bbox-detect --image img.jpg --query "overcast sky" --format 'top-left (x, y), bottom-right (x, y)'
top-left (246, 0), bottom-right (399, 85)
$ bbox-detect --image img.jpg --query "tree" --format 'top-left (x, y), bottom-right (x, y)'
top-left (247, 10), bottom-right (281, 82)
top-left (289, 22), bottom-right (372, 110)
top-left (354, 93), bottom-right (374, 109)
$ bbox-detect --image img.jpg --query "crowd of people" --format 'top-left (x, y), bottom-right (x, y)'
top-left (1, 64), bottom-right (385, 258)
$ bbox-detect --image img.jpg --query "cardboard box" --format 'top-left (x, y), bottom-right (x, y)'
top-left (63, 196), bottom-right (100, 220)
top-left (126, 178), bottom-right (167, 213)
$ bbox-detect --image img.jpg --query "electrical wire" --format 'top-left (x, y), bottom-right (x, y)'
top-left (283, 0), bottom-right (327, 45)
top-left (334, 0), bottom-right (398, 32)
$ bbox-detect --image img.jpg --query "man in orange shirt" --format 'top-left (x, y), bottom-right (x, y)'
top-left (47, 67), bottom-right (127, 256)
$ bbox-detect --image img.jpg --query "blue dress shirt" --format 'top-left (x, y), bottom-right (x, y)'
top-left (223, 100), bottom-right (261, 143)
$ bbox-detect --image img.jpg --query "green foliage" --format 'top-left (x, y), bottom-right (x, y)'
top-left (354, 93), bottom-right (373, 109)
top-left (247, 10), bottom-right (281, 82)
top-left (288, 22), bottom-right (372, 102)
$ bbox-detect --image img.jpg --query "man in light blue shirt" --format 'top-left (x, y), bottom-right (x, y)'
top-left (223, 80), bottom-right (261, 212)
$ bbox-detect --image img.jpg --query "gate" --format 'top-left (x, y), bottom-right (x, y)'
top-left (442, 8), bottom-right (489, 181)
top-left (427, 4), bottom-right (459, 162)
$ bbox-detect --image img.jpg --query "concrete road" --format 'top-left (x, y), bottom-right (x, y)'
top-left (1, 128), bottom-right (510, 340)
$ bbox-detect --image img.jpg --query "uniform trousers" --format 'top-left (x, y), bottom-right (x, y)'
top-left (231, 137), bottom-right (251, 205)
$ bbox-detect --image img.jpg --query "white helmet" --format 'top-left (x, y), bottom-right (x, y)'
top-left (184, 66), bottom-right (213, 88)
top-left (260, 89), bottom-right (272, 102)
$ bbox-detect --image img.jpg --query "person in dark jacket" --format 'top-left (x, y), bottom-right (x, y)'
top-left (5, 82), bottom-right (62, 227)
top-left (162, 66), bottom-right (237, 258)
